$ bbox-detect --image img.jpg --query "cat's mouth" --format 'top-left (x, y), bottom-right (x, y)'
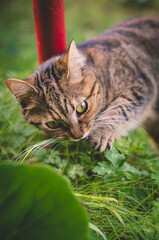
top-left (67, 137), bottom-right (80, 142)
top-left (81, 131), bottom-right (90, 139)
top-left (67, 131), bottom-right (90, 141)
top-left (49, 127), bottom-right (90, 141)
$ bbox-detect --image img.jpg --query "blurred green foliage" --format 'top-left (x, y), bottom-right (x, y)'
top-left (0, 162), bottom-right (89, 240)
top-left (117, 0), bottom-right (157, 7)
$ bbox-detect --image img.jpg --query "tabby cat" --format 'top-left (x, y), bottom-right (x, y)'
top-left (5, 16), bottom-right (159, 151)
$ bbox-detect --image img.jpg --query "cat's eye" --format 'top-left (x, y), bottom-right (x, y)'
top-left (76, 101), bottom-right (88, 115)
top-left (46, 120), bottom-right (68, 129)
top-left (46, 121), bottom-right (59, 129)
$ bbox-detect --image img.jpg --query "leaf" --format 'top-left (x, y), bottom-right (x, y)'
top-left (0, 162), bottom-right (89, 240)
top-left (89, 222), bottom-right (108, 240)
top-left (67, 163), bottom-right (86, 179)
top-left (93, 161), bottom-right (114, 176)
top-left (104, 147), bottom-right (126, 167)
top-left (120, 162), bottom-right (141, 179)
top-left (93, 148), bottom-right (141, 181)
top-left (53, 156), bottom-right (68, 171)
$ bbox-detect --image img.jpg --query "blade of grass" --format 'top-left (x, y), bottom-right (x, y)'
top-left (89, 222), bottom-right (107, 240)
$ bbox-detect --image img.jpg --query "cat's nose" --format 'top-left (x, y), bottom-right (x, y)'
top-left (69, 115), bottom-right (84, 139)
top-left (69, 126), bottom-right (84, 139)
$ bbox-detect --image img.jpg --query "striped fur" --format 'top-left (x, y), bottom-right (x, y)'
top-left (5, 16), bottom-right (159, 151)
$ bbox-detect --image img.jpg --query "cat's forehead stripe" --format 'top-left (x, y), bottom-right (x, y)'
top-left (33, 72), bottom-right (62, 120)
top-left (44, 66), bottom-right (51, 79)
top-left (50, 64), bottom-right (60, 82)
top-left (48, 107), bottom-right (62, 119)
top-left (85, 81), bottom-right (98, 100)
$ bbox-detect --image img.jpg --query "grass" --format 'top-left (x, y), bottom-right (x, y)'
top-left (0, 0), bottom-right (159, 239)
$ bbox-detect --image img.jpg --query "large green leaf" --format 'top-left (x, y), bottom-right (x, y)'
top-left (0, 162), bottom-right (89, 240)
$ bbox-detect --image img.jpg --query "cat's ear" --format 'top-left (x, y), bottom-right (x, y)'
top-left (63, 40), bottom-right (85, 83)
top-left (5, 77), bottom-right (38, 102)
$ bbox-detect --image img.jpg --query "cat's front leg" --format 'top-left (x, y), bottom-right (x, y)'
top-left (87, 101), bottom-right (123, 151)
top-left (87, 96), bottom-right (145, 151)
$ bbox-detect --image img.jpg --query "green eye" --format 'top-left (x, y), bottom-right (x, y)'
top-left (46, 121), bottom-right (59, 129)
top-left (76, 101), bottom-right (88, 114)
top-left (46, 120), bottom-right (68, 129)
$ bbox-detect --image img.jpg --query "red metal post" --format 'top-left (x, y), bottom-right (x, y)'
top-left (32, 0), bottom-right (67, 64)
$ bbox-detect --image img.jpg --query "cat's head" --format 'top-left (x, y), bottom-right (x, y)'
top-left (5, 41), bottom-right (103, 141)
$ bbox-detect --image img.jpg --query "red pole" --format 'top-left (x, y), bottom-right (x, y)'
top-left (32, 0), bottom-right (67, 64)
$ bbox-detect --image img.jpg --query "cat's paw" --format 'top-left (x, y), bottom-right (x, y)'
top-left (87, 130), bottom-right (115, 152)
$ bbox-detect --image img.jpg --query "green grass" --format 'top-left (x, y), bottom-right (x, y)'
top-left (0, 0), bottom-right (159, 239)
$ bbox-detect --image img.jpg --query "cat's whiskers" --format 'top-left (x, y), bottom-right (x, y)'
top-left (14, 138), bottom-right (57, 162)
top-left (29, 138), bottom-right (57, 157)
top-left (88, 106), bottom-right (128, 128)
top-left (94, 102), bottom-right (127, 120)
top-left (96, 115), bottom-right (126, 121)
top-left (94, 123), bottom-right (119, 126)
top-left (100, 107), bottom-right (131, 117)
top-left (95, 116), bottom-right (139, 125)
top-left (30, 140), bottom-right (60, 159)
top-left (30, 140), bottom-right (54, 155)
top-left (94, 100), bottom-right (146, 120)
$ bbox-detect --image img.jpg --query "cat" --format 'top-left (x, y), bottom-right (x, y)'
top-left (5, 16), bottom-right (159, 152)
